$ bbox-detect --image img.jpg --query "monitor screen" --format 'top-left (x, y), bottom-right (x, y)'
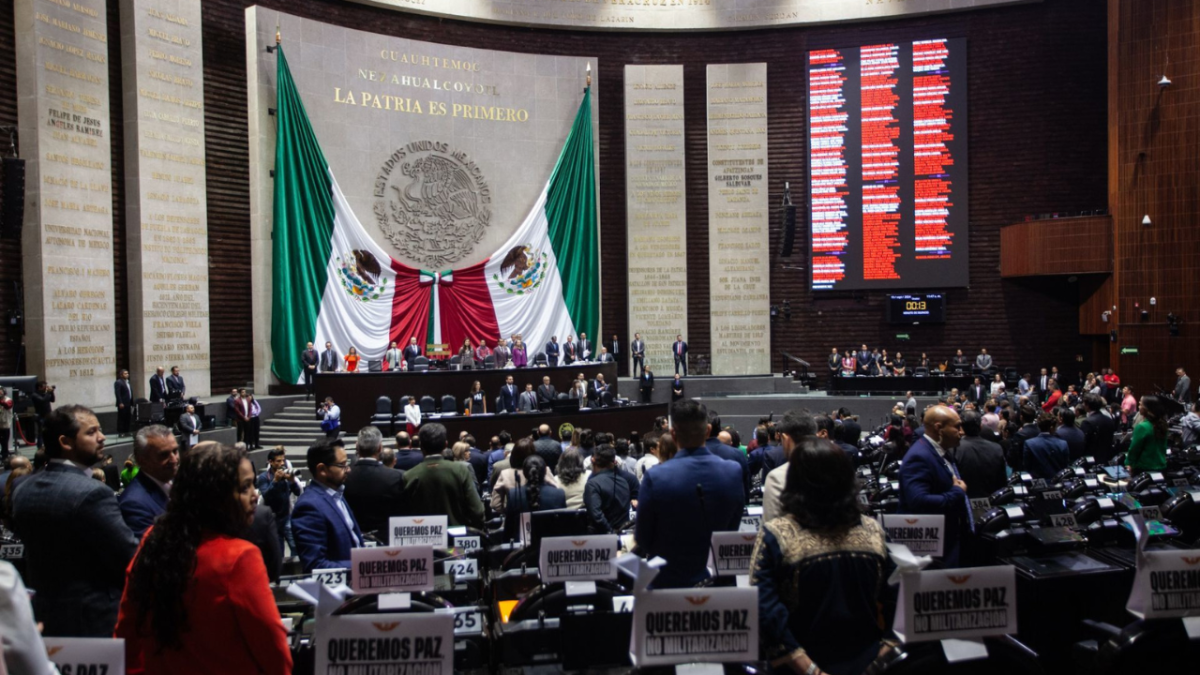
top-left (886, 293), bottom-right (945, 323)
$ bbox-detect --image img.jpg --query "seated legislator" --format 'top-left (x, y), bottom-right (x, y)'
top-left (503, 455), bottom-right (567, 542)
top-left (898, 405), bottom-right (970, 567)
top-left (752, 438), bottom-right (890, 675)
top-left (291, 441), bottom-right (363, 572)
top-left (115, 443), bottom-right (291, 675)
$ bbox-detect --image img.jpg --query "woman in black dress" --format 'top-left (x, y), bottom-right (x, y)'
top-left (468, 380), bottom-right (487, 414)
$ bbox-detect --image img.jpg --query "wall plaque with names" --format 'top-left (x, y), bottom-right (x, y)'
top-left (119, 0), bottom-right (211, 398)
top-left (625, 65), bottom-right (687, 371)
top-left (16, 0), bottom-right (117, 405)
top-left (706, 63), bottom-right (769, 375)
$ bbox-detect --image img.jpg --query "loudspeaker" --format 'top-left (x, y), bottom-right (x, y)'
top-left (778, 203), bottom-right (796, 257)
top-left (1, 157), bottom-right (25, 240)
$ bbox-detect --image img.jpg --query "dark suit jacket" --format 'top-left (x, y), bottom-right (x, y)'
top-left (1080, 411), bottom-right (1118, 462)
top-left (119, 472), bottom-right (169, 541)
top-left (114, 379), bottom-right (133, 406)
top-left (537, 384), bottom-right (557, 407)
top-left (301, 349), bottom-right (319, 371)
top-left (148, 376), bottom-right (167, 403)
top-left (969, 385), bottom-right (987, 407)
top-left (951, 436), bottom-right (1008, 499)
top-left (167, 374), bottom-right (185, 396)
top-left (636, 447), bottom-right (744, 588)
top-left (563, 342), bottom-right (577, 363)
top-left (898, 437), bottom-right (968, 567)
top-left (321, 349), bottom-right (341, 372)
top-left (179, 413), bottom-right (201, 436)
top-left (672, 341), bottom-right (689, 358)
top-left (632, 340), bottom-right (646, 357)
top-left (402, 345), bottom-right (421, 370)
top-left (499, 384), bottom-right (518, 413)
top-left (466, 449), bottom-right (490, 488)
top-left (248, 504), bottom-right (282, 584)
top-left (393, 448), bottom-right (424, 471)
top-left (578, 340), bottom-right (592, 358)
top-left (11, 462), bottom-right (139, 636)
top-left (1023, 433), bottom-right (1069, 480)
top-left (1176, 376), bottom-right (1192, 403)
top-left (291, 483), bottom-right (364, 572)
top-left (761, 444), bottom-right (787, 477)
top-left (343, 458), bottom-right (406, 536)
top-left (544, 341), bottom-right (560, 362)
top-left (1055, 425), bottom-right (1087, 461)
top-left (671, 379), bottom-right (685, 401)
top-left (640, 372), bottom-right (655, 392)
top-left (401, 455), bottom-right (485, 529)
top-left (706, 437), bottom-right (750, 501)
top-left (534, 437), bottom-right (562, 471)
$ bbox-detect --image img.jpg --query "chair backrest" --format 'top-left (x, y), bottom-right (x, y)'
top-left (419, 396), bottom-right (436, 413)
top-left (483, 354), bottom-right (496, 368)
top-left (495, 395), bottom-right (503, 411)
top-left (1095, 617), bottom-right (1200, 672)
top-left (414, 356), bottom-right (429, 366)
top-left (449, 355), bottom-right (461, 366)
top-left (534, 352), bottom-right (548, 366)
top-left (914, 367), bottom-right (929, 376)
top-left (367, 360), bottom-right (383, 372)
top-left (374, 396), bottom-right (392, 415)
top-left (440, 394), bottom-right (457, 413)
top-left (557, 392), bottom-right (569, 400)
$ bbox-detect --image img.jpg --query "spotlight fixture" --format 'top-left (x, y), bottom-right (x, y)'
top-left (1158, 74), bottom-right (1172, 88)
top-left (1142, 214), bottom-right (1152, 226)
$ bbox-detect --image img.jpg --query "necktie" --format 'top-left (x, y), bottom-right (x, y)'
top-left (945, 458), bottom-right (975, 533)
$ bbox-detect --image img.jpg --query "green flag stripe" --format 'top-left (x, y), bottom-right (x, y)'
top-left (270, 47), bottom-right (336, 384)
top-left (544, 88), bottom-right (599, 341)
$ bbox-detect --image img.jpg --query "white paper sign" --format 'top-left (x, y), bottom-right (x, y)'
top-left (1127, 549), bottom-right (1200, 619)
top-left (390, 516), bottom-right (449, 548)
top-left (351, 546), bottom-right (435, 593)
top-left (452, 535), bottom-right (481, 555)
top-left (632, 587), bottom-right (758, 666)
top-left (315, 612), bottom-right (453, 675)
top-left (312, 568), bottom-right (350, 589)
top-left (710, 532), bottom-right (758, 575)
top-left (894, 565), bottom-right (1018, 643)
top-left (539, 535), bottom-right (619, 583)
top-left (882, 515), bottom-right (946, 557)
top-left (0, 543), bottom-right (24, 560)
top-left (44, 638), bottom-right (124, 675)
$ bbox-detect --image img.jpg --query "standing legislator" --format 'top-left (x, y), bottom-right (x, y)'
top-left (544, 336), bottom-right (560, 367)
top-left (537, 376), bottom-right (557, 410)
top-left (898, 406), bottom-right (971, 567)
top-left (167, 367), bottom-right (186, 400)
top-left (631, 333), bottom-right (646, 377)
top-left (301, 342), bottom-right (319, 399)
top-left (609, 334), bottom-right (621, 373)
top-left (384, 341), bottom-right (404, 372)
top-left (672, 334), bottom-right (688, 376)
top-left (493, 338), bottom-right (511, 369)
top-left (320, 342), bottom-right (340, 373)
top-left (149, 366), bottom-right (168, 403)
top-left (403, 337), bottom-right (422, 371)
top-left (114, 369), bottom-right (133, 436)
top-left (639, 365), bottom-right (655, 404)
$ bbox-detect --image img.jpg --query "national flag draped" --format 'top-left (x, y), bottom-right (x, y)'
top-left (270, 47), bottom-right (598, 384)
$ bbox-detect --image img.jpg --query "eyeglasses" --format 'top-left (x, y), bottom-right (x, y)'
top-left (327, 461), bottom-right (349, 470)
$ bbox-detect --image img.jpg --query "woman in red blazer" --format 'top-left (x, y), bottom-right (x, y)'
top-left (115, 442), bottom-right (292, 675)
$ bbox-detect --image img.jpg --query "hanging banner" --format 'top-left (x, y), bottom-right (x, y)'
top-left (632, 587), bottom-right (758, 666)
top-left (315, 612), bottom-right (454, 675)
top-left (893, 565), bottom-right (1017, 643)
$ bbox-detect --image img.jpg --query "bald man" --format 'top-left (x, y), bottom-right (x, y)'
top-left (898, 405), bottom-right (971, 567)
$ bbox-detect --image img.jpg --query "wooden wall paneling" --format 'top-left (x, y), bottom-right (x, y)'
top-left (999, 216), bottom-right (1112, 278)
top-left (0, 2), bottom-right (20, 376)
top-left (1079, 274), bottom-right (1113, 336)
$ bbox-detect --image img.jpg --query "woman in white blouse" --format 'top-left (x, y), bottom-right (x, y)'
top-left (555, 448), bottom-right (589, 510)
top-left (403, 396), bottom-right (422, 435)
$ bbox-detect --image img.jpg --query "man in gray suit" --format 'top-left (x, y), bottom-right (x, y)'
top-left (518, 384), bottom-right (539, 412)
top-left (1175, 367), bottom-right (1192, 404)
top-left (11, 405), bottom-right (138, 636)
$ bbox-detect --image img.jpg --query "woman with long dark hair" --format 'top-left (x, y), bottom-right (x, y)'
top-left (556, 448), bottom-right (589, 509)
top-left (751, 438), bottom-right (890, 675)
top-left (1127, 394), bottom-right (1169, 473)
top-left (491, 438), bottom-right (558, 512)
top-left (115, 443), bottom-right (291, 674)
top-left (503, 455), bottom-right (566, 541)
top-left (469, 381), bottom-right (487, 414)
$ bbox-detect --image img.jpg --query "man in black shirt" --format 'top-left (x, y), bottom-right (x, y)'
top-left (1079, 394), bottom-right (1118, 462)
top-left (583, 446), bottom-right (631, 533)
top-left (344, 426), bottom-right (404, 537)
top-left (952, 410), bottom-right (1007, 499)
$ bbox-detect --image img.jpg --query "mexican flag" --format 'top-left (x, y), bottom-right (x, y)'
top-left (270, 47), bottom-right (598, 384)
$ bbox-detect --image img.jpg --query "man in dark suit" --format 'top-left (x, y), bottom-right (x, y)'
top-left (11, 405), bottom-right (138, 636)
top-left (403, 337), bottom-right (422, 371)
top-left (563, 336), bottom-right (578, 365)
top-left (672, 334), bottom-right (688, 376)
top-left (1008, 403), bottom-right (1040, 471)
top-left (463, 435), bottom-right (490, 489)
top-left (118, 424), bottom-right (179, 540)
top-left (321, 341), bottom-right (340, 372)
top-left (969, 377), bottom-right (987, 408)
top-left (591, 373), bottom-right (610, 407)
top-left (392, 431), bottom-right (424, 471)
top-left (706, 410), bottom-right (750, 502)
top-left (951, 410), bottom-right (1007, 499)
top-left (343, 426), bottom-right (405, 538)
top-left (1023, 412), bottom-right (1070, 480)
top-left (248, 504), bottom-right (283, 584)
top-left (1055, 408), bottom-right (1087, 461)
top-left (637, 400), bottom-right (744, 588)
top-left (537, 376), bottom-right (557, 410)
top-left (631, 333), bottom-right (646, 377)
top-left (671, 374), bottom-right (684, 402)
top-left (857, 344), bottom-right (872, 376)
top-left (148, 366), bottom-right (168, 403)
top-left (1175, 367), bottom-right (1192, 404)
top-left (1080, 394), bottom-right (1118, 462)
top-left (301, 341), bottom-right (320, 399)
top-left (499, 375), bottom-right (518, 413)
top-left (578, 332), bottom-right (593, 361)
top-left (224, 388), bottom-right (239, 428)
top-left (178, 403), bottom-right (201, 448)
top-left (1036, 368), bottom-right (1051, 402)
top-left (898, 405), bottom-right (970, 567)
top-left (609, 334), bottom-right (621, 372)
top-left (114, 369), bottom-right (133, 437)
top-left (828, 347), bottom-right (841, 381)
top-left (639, 364), bottom-right (655, 403)
top-left (167, 366), bottom-right (186, 400)
top-left (544, 336), bottom-right (560, 367)
top-left (292, 440), bottom-right (364, 572)
top-left (401, 423), bottom-right (485, 528)
top-left (534, 424), bottom-right (562, 471)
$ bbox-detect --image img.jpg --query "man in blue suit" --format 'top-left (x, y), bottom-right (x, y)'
top-left (898, 405), bottom-right (970, 567)
top-left (118, 424), bottom-right (179, 540)
top-left (637, 400), bottom-right (744, 588)
top-left (705, 410), bottom-right (750, 501)
top-left (544, 336), bottom-right (561, 367)
top-left (499, 375), bottom-right (518, 413)
top-left (292, 440), bottom-right (364, 572)
top-left (11, 405), bottom-right (138, 637)
top-left (1024, 412), bottom-right (1070, 480)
